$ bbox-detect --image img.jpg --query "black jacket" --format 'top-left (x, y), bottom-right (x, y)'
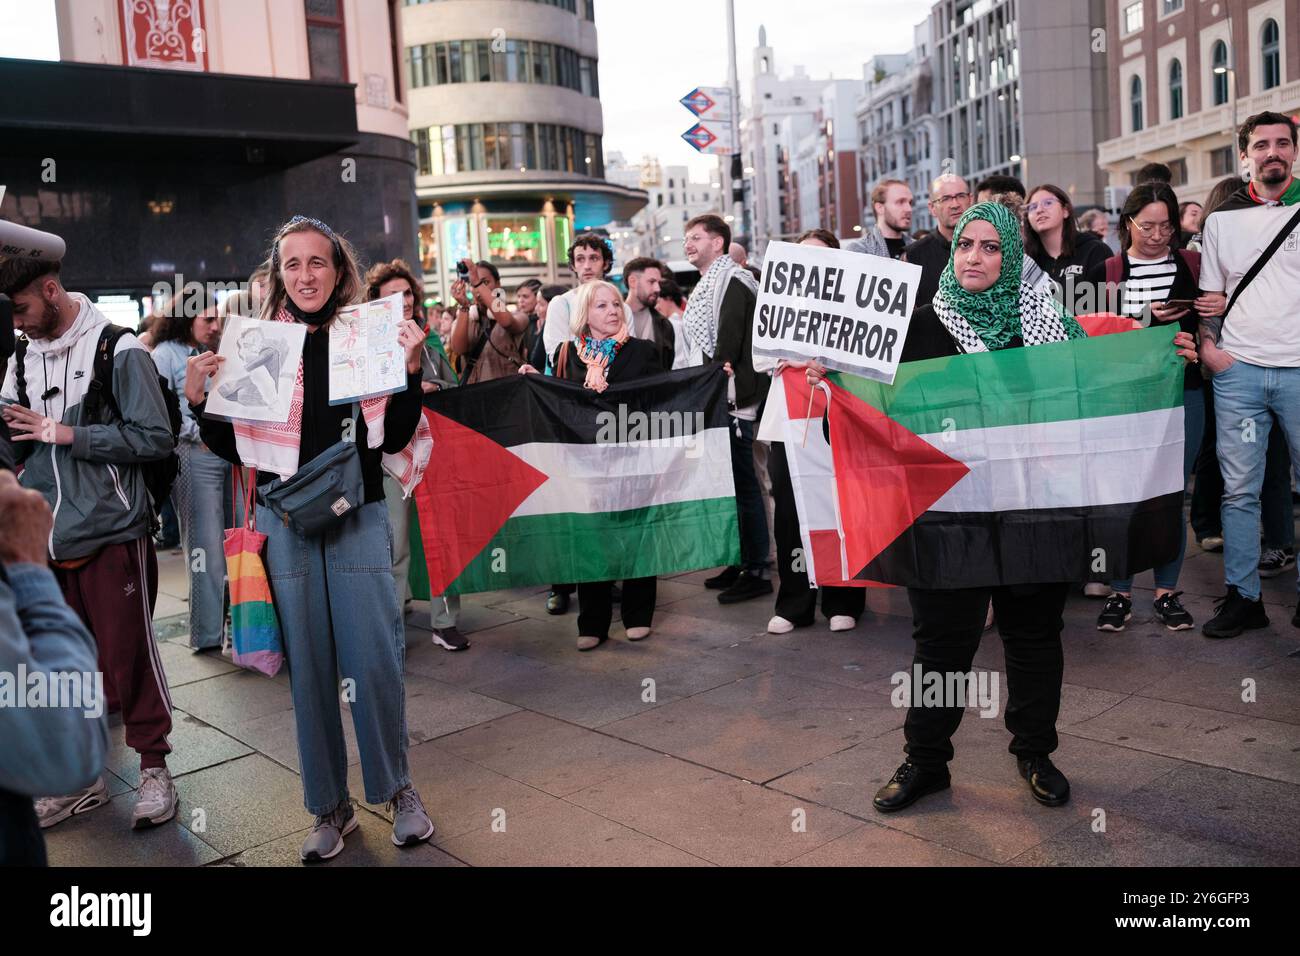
top-left (1033, 230), bottom-right (1111, 291)
top-left (903, 232), bottom-right (952, 311)
top-left (193, 320), bottom-right (424, 503)
top-left (709, 275), bottom-right (769, 410)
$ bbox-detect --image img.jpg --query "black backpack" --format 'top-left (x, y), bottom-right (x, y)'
top-left (14, 325), bottom-right (182, 522)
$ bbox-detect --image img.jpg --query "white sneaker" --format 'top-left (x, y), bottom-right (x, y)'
top-left (1083, 582), bottom-right (1109, 598)
top-left (767, 615), bottom-right (796, 634)
top-left (828, 615), bottom-right (857, 632)
top-left (34, 776), bottom-right (109, 829)
top-left (132, 767), bottom-right (178, 829)
top-left (626, 626), bottom-right (652, 641)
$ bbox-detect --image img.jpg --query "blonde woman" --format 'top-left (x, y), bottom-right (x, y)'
top-left (520, 281), bottom-right (661, 650)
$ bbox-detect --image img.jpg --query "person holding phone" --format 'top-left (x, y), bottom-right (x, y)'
top-left (1084, 182), bottom-right (1204, 632)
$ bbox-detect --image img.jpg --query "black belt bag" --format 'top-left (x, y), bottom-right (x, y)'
top-left (261, 407), bottom-right (366, 536)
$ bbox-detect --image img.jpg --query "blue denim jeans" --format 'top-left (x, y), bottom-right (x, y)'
top-left (1112, 387), bottom-right (1204, 594)
top-left (176, 444), bottom-right (232, 649)
top-left (1212, 360), bottom-right (1300, 601)
top-left (730, 416), bottom-right (769, 572)
top-left (382, 475), bottom-right (459, 627)
top-left (259, 500), bottom-right (410, 813)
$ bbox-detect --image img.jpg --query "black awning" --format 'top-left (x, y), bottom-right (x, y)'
top-left (0, 57), bottom-right (359, 165)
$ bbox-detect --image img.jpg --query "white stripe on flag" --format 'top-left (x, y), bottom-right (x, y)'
top-left (919, 407), bottom-right (1185, 513)
top-left (510, 427), bottom-right (735, 517)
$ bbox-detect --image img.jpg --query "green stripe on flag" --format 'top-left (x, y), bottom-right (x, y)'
top-left (830, 324), bottom-right (1183, 434)
top-left (447, 497), bottom-right (740, 595)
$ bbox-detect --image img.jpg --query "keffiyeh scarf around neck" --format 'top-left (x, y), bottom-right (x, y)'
top-left (932, 201), bottom-right (1086, 353)
top-left (682, 254), bottom-right (759, 365)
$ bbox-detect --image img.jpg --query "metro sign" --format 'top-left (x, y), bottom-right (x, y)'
top-left (681, 123), bottom-right (719, 152)
top-left (680, 87), bottom-right (718, 117)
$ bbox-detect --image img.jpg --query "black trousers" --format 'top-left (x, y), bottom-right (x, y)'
top-left (903, 583), bottom-right (1068, 771)
top-left (768, 440), bottom-right (866, 624)
top-left (577, 576), bottom-right (656, 640)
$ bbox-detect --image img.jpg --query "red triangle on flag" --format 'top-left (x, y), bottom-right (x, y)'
top-left (412, 408), bottom-right (548, 595)
top-left (827, 381), bottom-right (970, 577)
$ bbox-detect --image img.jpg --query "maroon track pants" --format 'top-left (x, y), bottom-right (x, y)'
top-left (54, 536), bottom-right (173, 771)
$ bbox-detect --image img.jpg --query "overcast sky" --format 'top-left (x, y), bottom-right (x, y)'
top-left (0, 0), bottom-right (935, 183)
top-left (597, 0), bottom-right (934, 180)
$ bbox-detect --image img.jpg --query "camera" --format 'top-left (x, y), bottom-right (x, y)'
top-left (455, 260), bottom-right (470, 280)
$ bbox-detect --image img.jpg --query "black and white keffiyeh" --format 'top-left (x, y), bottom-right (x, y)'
top-left (683, 255), bottom-right (759, 365)
top-left (932, 283), bottom-right (1082, 354)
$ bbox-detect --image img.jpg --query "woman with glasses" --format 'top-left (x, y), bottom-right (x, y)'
top-left (1023, 184), bottom-right (1110, 308)
top-left (1084, 182), bottom-right (1205, 634)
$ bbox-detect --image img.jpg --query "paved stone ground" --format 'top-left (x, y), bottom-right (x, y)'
top-left (43, 536), bottom-right (1300, 867)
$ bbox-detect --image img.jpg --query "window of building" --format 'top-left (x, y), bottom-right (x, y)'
top-left (305, 0), bottom-right (347, 82)
top-left (406, 38), bottom-right (598, 95)
top-left (1210, 144), bottom-right (1235, 177)
top-left (1130, 75), bottom-right (1143, 132)
top-left (1167, 157), bottom-right (1187, 185)
top-left (1161, 0), bottom-right (1183, 15)
top-left (1169, 58), bottom-right (1183, 120)
top-left (1211, 40), bottom-right (1229, 106)
top-left (1124, 2), bottom-right (1143, 35)
top-left (486, 215), bottom-right (548, 265)
top-left (1262, 19), bottom-right (1280, 90)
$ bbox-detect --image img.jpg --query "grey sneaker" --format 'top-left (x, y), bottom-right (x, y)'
top-left (34, 776), bottom-right (109, 829)
top-left (389, 785), bottom-right (435, 847)
top-left (300, 800), bottom-right (358, 863)
top-left (132, 767), bottom-right (178, 829)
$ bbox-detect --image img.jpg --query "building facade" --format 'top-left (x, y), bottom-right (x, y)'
top-left (1096, 0), bottom-right (1299, 203)
top-left (0, 0), bottom-right (418, 320)
top-left (857, 28), bottom-right (941, 233)
top-left (604, 154), bottom-right (722, 268)
top-left (930, 0), bottom-right (1108, 207)
top-left (402, 0), bottom-right (646, 299)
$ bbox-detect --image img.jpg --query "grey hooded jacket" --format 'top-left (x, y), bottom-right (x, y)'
top-left (0, 295), bottom-right (173, 560)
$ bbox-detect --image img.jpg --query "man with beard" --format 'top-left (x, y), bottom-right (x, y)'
top-left (0, 256), bottom-right (178, 832)
top-left (1196, 111), bottom-right (1300, 638)
top-left (904, 173), bottom-right (973, 308)
top-left (624, 256), bottom-right (684, 371)
top-left (846, 179), bottom-right (914, 259)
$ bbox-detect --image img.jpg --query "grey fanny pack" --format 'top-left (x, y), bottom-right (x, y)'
top-left (261, 406), bottom-right (366, 535)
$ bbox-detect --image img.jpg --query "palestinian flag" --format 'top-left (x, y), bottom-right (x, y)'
top-left (413, 365), bottom-right (740, 595)
top-left (793, 325), bottom-right (1186, 589)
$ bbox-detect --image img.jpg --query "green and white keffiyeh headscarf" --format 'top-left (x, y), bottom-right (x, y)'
top-left (933, 201), bottom-right (1086, 352)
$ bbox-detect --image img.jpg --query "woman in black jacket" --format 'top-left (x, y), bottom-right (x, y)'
top-left (1023, 183), bottom-right (1110, 309)
top-left (184, 216), bottom-right (436, 863)
top-left (520, 280), bottom-right (660, 651)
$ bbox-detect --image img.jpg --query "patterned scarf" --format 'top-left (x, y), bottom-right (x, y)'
top-left (932, 202), bottom-right (1086, 353)
top-left (232, 307), bottom-right (432, 493)
top-left (682, 254), bottom-right (759, 365)
top-left (568, 322), bottom-right (629, 393)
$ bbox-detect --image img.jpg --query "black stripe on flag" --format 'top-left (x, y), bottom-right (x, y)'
top-left (423, 365), bottom-right (732, 447)
top-left (854, 493), bottom-right (1184, 589)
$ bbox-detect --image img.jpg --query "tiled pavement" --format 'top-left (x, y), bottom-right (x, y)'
top-left (44, 539), bottom-right (1300, 867)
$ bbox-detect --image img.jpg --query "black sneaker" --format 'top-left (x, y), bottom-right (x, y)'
top-left (1096, 593), bottom-right (1132, 631)
top-left (1152, 591), bottom-right (1194, 631)
top-left (1258, 547), bottom-right (1295, 578)
top-left (431, 626), bottom-right (470, 652)
top-left (872, 761), bottom-right (951, 813)
top-left (717, 569), bottom-right (774, 605)
top-left (704, 566), bottom-right (741, 590)
top-left (1017, 756), bottom-right (1070, 807)
top-left (545, 590), bottom-right (570, 615)
top-left (1202, 586), bottom-right (1269, 639)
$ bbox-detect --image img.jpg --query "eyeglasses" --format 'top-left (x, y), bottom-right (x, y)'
top-left (1025, 197), bottom-right (1060, 215)
top-left (932, 191), bottom-right (971, 206)
top-left (1129, 218), bottom-right (1176, 237)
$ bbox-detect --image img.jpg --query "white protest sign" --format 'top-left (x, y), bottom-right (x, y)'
top-left (753, 240), bottom-right (921, 384)
top-left (328, 292), bottom-right (406, 405)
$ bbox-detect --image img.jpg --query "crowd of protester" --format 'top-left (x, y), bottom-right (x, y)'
top-left (0, 109), bottom-right (1295, 860)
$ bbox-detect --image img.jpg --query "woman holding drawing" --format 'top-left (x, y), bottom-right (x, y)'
top-left (184, 216), bottom-right (436, 863)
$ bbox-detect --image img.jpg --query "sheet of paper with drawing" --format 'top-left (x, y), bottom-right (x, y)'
top-left (329, 291), bottom-right (406, 405)
top-left (752, 241), bottom-right (922, 384)
top-left (203, 316), bottom-right (306, 424)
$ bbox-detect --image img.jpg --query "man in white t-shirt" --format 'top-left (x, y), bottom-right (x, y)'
top-left (1196, 111), bottom-right (1300, 638)
top-left (541, 234), bottom-right (633, 369)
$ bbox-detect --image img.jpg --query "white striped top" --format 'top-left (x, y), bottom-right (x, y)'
top-left (1121, 254), bottom-right (1178, 325)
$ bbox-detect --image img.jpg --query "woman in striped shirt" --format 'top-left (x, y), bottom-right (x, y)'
top-left (1086, 182), bottom-right (1204, 633)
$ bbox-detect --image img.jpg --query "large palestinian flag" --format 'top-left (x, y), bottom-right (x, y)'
top-left (413, 365), bottom-right (740, 595)
top-left (763, 325), bottom-right (1186, 589)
